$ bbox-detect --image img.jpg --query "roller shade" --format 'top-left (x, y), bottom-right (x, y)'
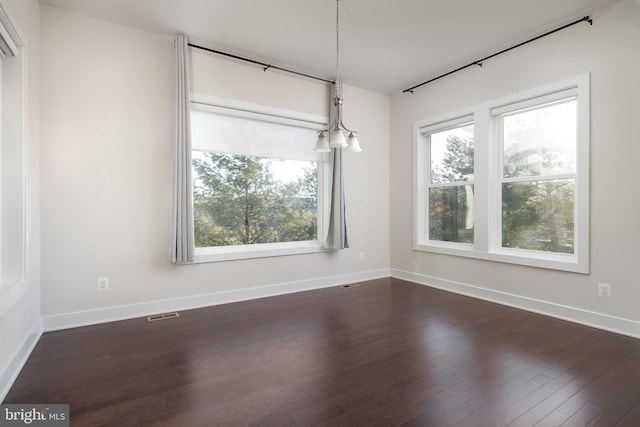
top-left (191, 109), bottom-right (324, 162)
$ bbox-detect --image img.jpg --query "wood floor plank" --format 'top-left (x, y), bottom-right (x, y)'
top-left (5, 278), bottom-right (640, 426)
top-left (615, 400), bottom-right (640, 427)
top-left (587, 381), bottom-right (640, 426)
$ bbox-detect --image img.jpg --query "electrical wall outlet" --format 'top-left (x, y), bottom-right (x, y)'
top-left (358, 252), bottom-right (365, 261)
top-left (597, 282), bottom-right (611, 298)
top-left (98, 277), bottom-right (110, 290)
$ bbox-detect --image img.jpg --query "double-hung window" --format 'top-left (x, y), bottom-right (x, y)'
top-left (414, 74), bottom-right (589, 273)
top-left (496, 91), bottom-right (577, 254)
top-left (420, 117), bottom-right (475, 246)
top-left (191, 100), bottom-right (329, 262)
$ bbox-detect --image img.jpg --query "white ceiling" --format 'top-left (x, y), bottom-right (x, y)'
top-left (39, 0), bottom-right (621, 93)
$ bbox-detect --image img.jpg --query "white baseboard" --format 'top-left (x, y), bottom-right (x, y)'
top-left (391, 269), bottom-right (640, 340)
top-left (43, 268), bottom-right (391, 332)
top-left (1, 318), bottom-right (43, 402)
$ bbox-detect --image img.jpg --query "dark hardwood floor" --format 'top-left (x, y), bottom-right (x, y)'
top-left (5, 278), bottom-right (640, 426)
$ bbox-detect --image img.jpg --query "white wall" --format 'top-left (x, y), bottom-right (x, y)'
top-left (0, 0), bottom-right (40, 401)
top-left (390, 0), bottom-right (640, 334)
top-left (40, 6), bottom-right (390, 326)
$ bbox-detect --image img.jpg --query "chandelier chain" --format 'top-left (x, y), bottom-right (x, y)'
top-left (336, 0), bottom-right (341, 93)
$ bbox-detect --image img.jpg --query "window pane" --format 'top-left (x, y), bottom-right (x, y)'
top-left (502, 179), bottom-right (574, 253)
top-left (430, 124), bottom-right (474, 184)
top-left (503, 100), bottom-right (576, 178)
top-left (429, 185), bottom-right (474, 243)
top-left (193, 152), bottom-right (318, 247)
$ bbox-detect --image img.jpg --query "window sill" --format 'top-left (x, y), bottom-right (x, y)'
top-left (413, 243), bottom-right (587, 274)
top-left (193, 240), bottom-right (327, 263)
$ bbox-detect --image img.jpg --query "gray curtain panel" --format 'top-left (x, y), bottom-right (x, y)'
top-left (170, 33), bottom-right (195, 263)
top-left (325, 81), bottom-right (349, 250)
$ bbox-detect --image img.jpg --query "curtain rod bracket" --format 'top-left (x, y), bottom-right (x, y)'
top-left (263, 64), bottom-right (271, 72)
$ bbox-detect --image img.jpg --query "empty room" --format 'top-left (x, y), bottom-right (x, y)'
top-left (1, 0), bottom-right (640, 425)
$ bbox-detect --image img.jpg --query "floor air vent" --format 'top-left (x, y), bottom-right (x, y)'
top-left (341, 284), bottom-right (360, 289)
top-left (147, 312), bottom-right (180, 322)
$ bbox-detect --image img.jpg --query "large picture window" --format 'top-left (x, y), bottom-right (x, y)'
top-left (414, 75), bottom-right (589, 273)
top-left (191, 104), bottom-right (329, 262)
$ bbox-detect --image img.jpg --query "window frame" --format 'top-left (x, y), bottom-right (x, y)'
top-left (190, 94), bottom-right (331, 263)
top-left (0, 1), bottom-right (27, 307)
top-left (418, 115), bottom-right (475, 249)
top-left (414, 74), bottom-right (590, 273)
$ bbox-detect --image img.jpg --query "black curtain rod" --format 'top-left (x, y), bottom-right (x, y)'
top-left (403, 16), bottom-right (593, 94)
top-left (187, 43), bottom-right (336, 85)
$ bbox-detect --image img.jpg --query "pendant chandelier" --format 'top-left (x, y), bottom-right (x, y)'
top-left (314, 0), bottom-right (361, 153)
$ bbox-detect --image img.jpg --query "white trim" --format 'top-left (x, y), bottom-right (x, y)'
top-left (418, 114), bottom-right (473, 135)
top-left (501, 173), bottom-right (575, 184)
top-left (0, 280), bottom-right (26, 317)
top-left (0, 0), bottom-right (28, 312)
top-left (490, 88), bottom-right (577, 116)
top-left (413, 74), bottom-right (590, 274)
top-left (391, 269), bottom-right (640, 340)
top-left (194, 241), bottom-right (327, 263)
top-left (42, 269), bottom-right (391, 332)
top-left (190, 94), bottom-right (332, 262)
top-left (0, 18), bottom-right (18, 57)
top-left (0, 318), bottom-right (42, 402)
top-left (0, 0), bottom-right (23, 56)
top-left (191, 93), bottom-right (328, 129)
top-left (412, 242), bottom-right (585, 272)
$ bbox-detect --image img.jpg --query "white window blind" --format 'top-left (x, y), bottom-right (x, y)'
top-left (191, 109), bottom-right (324, 162)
